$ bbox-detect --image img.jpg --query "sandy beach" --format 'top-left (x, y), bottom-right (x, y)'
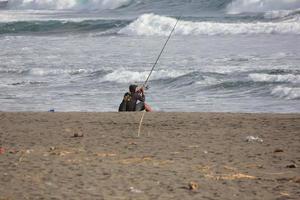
top-left (0, 112), bottom-right (299, 199)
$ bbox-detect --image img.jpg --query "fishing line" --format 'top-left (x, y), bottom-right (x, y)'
top-left (138, 14), bottom-right (182, 136)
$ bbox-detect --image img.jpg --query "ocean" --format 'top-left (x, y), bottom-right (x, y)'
top-left (0, 0), bottom-right (300, 112)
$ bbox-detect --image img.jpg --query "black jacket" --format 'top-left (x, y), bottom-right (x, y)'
top-left (118, 91), bottom-right (145, 112)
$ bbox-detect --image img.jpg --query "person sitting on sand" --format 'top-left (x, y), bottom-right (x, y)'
top-left (119, 84), bottom-right (152, 112)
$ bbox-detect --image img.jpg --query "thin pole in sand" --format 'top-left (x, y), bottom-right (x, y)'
top-left (137, 15), bottom-right (182, 137)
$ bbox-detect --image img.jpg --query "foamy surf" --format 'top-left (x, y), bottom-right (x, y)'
top-left (102, 69), bottom-right (187, 83)
top-left (119, 13), bottom-right (300, 36)
top-left (264, 9), bottom-right (300, 20)
top-left (249, 73), bottom-right (300, 84)
top-left (227, 0), bottom-right (300, 14)
top-left (271, 86), bottom-right (300, 100)
top-left (7, 0), bottom-right (133, 10)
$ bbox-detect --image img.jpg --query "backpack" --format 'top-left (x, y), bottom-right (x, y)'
top-left (118, 92), bottom-right (132, 112)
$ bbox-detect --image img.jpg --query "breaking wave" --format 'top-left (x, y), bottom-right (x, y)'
top-left (0, 67), bottom-right (110, 76)
top-left (249, 73), bottom-right (300, 84)
top-left (119, 13), bottom-right (300, 36)
top-left (2, 13), bottom-right (300, 36)
top-left (4, 0), bottom-right (235, 12)
top-left (0, 68), bottom-right (29, 74)
top-left (271, 86), bottom-right (300, 100)
top-left (0, 67), bottom-right (186, 82)
top-left (264, 9), bottom-right (300, 20)
top-left (102, 69), bottom-right (186, 83)
top-left (6, 0), bottom-right (300, 13)
top-left (227, 0), bottom-right (300, 14)
top-left (4, 0), bottom-right (300, 21)
top-left (7, 0), bottom-right (133, 10)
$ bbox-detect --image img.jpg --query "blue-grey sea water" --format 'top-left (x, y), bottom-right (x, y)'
top-left (0, 0), bottom-right (300, 112)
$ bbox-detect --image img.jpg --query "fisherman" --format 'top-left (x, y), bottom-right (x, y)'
top-left (119, 84), bottom-right (152, 112)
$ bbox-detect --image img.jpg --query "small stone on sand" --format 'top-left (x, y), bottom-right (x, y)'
top-left (294, 177), bottom-right (300, 183)
top-left (73, 133), bottom-right (84, 137)
top-left (286, 164), bottom-right (297, 168)
top-left (274, 149), bottom-right (284, 153)
top-left (188, 181), bottom-right (199, 191)
top-left (49, 147), bottom-right (56, 151)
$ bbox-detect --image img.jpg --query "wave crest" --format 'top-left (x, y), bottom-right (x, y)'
top-left (271, 86), bottom-right (300, 100)
top-left (102, 69), bottom-right (186, 83)
top-left (264, 9), bottom-right (300, 20)
top-left (249, 73), bottom-right (300, 84)
top-left (8, 0), bottom-right (133, 10)
top-left (227, 0), bottom-right (300, 14)
top-left (119, 13), bottom-right (300, 36)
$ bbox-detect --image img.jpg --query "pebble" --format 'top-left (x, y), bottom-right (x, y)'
top-left (129, 187), bottom-right (143, 193)
top-left (73, 133), bottom-right (84, 137)
top-left (188, 181), bottom-right (199, 191)
top-left (294, 177), bottom-right (300, 183)
top-left (274, 149), bottom-right (284, 153)
top-left (286, 164), bottom-right (297, 168)
top-left (49, 146), bottom-right (56, 151)
top-left (8, 149), bottom-right (19, 154)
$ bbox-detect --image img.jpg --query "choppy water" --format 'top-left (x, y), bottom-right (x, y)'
top-left (0, 0), bottom-right (300, 112)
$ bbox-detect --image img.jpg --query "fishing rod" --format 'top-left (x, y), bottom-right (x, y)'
top-left (142, 15), bottom-right (182, 88)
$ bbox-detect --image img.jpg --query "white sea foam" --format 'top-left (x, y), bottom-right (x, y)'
top-left (227, 0), bottom-right (300, 14)
top-left (29, 68), bottom-right (91, 76)
top-left (271, 86), bottom-right (300, 99)
top-left (195, 76), bottom-right (222, 86)
top-left (102, 69), bottom-right (186, 83)
top-left (0, 68), bottom-right (29, 74)
top-left (119, 13), bottom-right (300, 36)
top-left (264, 9), bottom-right (300, 20)
top-left (0, 10), bottom-right (110, 22)
top-left (8, 0), bottom-right (132, 10)
top-left (249, 73), bottom-right (300, 84)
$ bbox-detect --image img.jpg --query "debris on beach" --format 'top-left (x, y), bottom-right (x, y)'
top-left (64, 128), bottom-right (84, 137)
top-left (188, 181), bottom-right (199, 191)
top-left (129, 187), bottom-right (143, 194)
top-left (294, 177), bottom-right (300, 183)
top-left (25, 149), bottom-right (33, 154)
top-left (274, 148), bottom-right (284, 153)
top-left (73, 132), bottom-right (84, 137)
top-left (245, 136), bottom-right (263, 143)
top-left (221, 173), bottom-right (256, 180)
top-left (64, 128), bottom-right (71, 132)
top-left (95, 152), bottom-right (117, 157)
top-left (196, 165), bottom-right (257, 181)
top-left (48, 147), bottom-right (72, 156)
top-left (49, 146), bottom-right (56, 151)
top-left (120, 156), bottom-right (173, 166)
top-left (286, 164), bottom-right (297, 168)
top-left (128, 141), bottom-right (137, 146)
top-left (280, 192), bottom-right (290, 197)
top-left (8, 149), bottom-right (19, 154)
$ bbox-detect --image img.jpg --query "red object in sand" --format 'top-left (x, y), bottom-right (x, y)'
top-left (0, 147), bottom-right (5, 154)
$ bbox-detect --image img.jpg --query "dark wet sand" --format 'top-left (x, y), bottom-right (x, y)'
top-left (0, 112), bottom-right (299, 200)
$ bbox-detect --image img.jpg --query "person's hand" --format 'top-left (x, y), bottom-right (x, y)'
top-left (140, 87), bottom-right (144, 94)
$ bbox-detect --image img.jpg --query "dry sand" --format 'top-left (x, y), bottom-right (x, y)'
top-left (0, 112), bottom-right (299, 200)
